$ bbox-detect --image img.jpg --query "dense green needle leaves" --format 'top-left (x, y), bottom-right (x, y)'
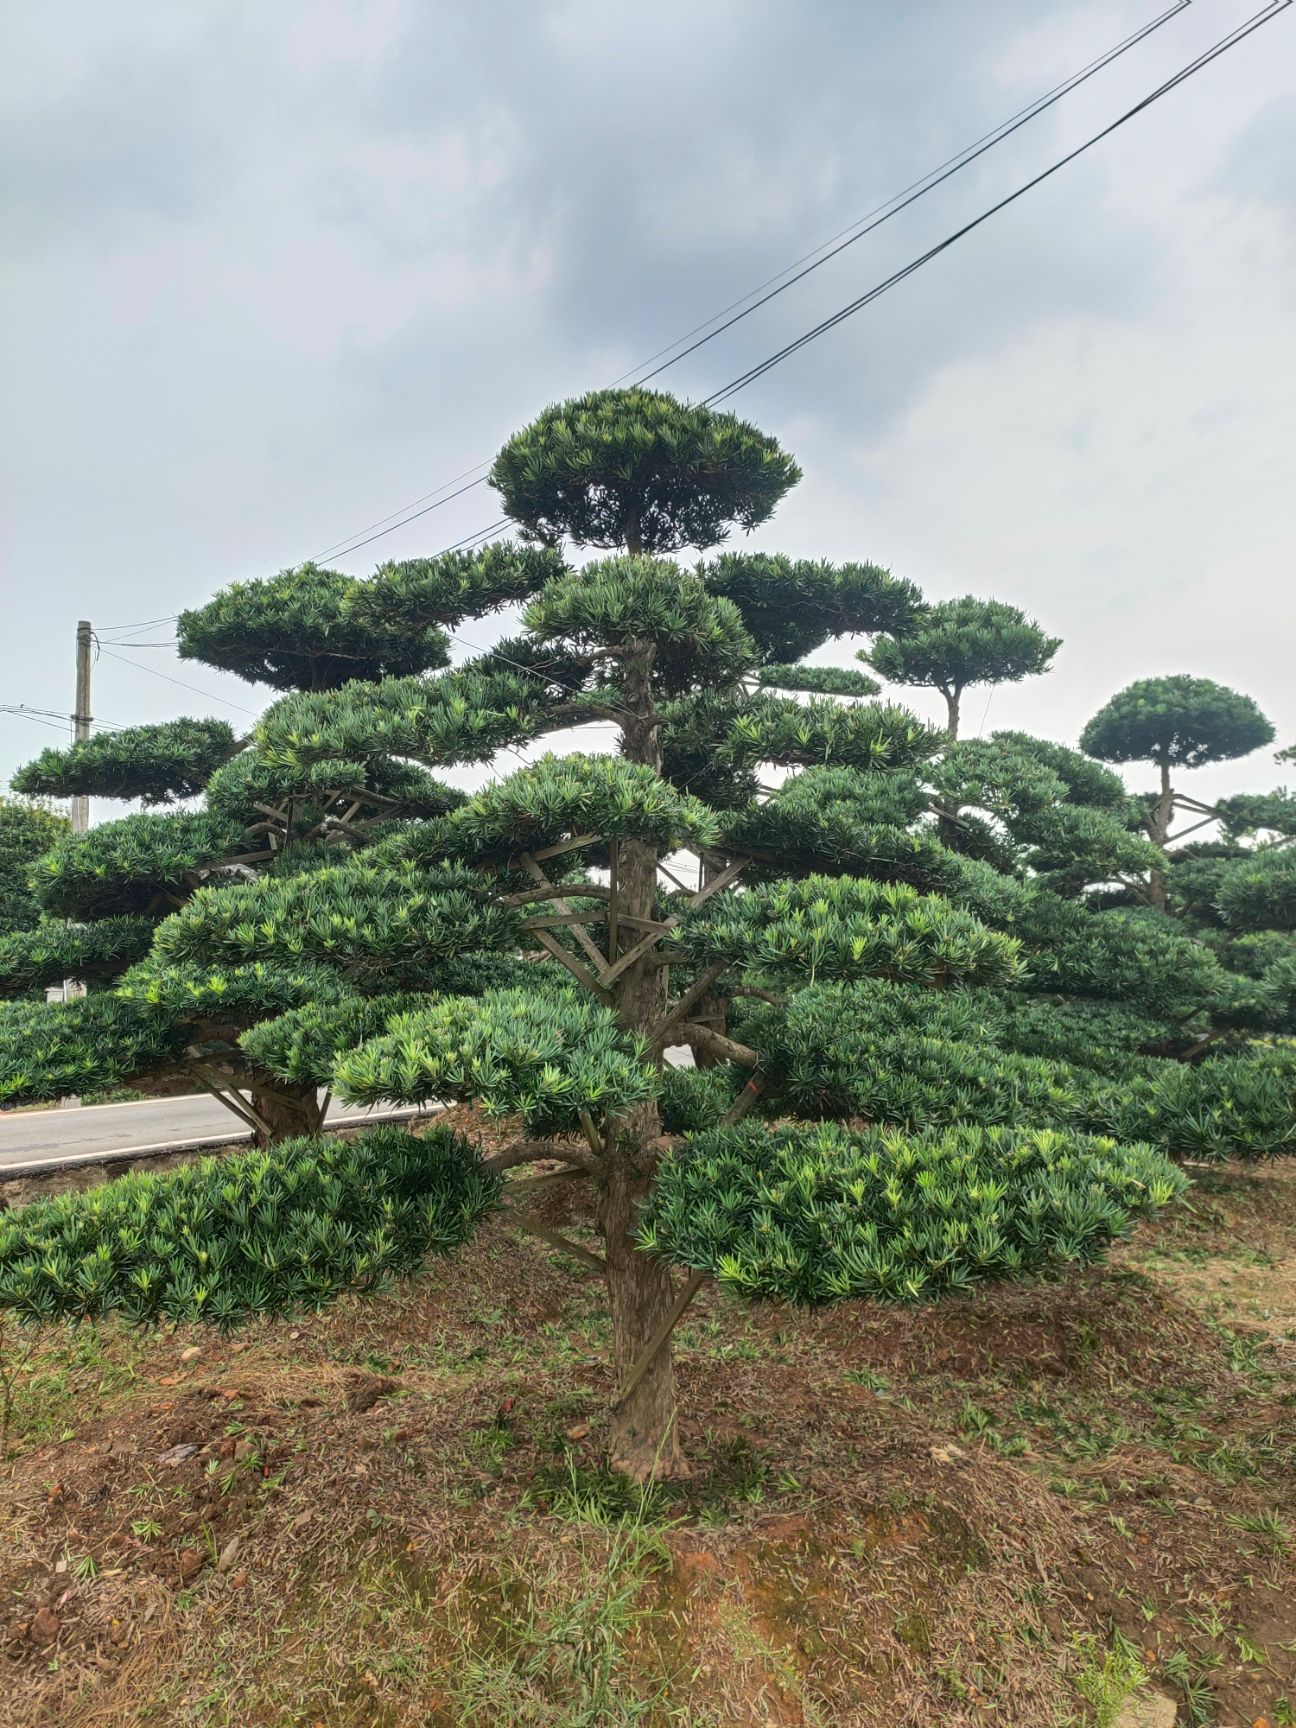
top-left (12, 719), bottom-right (238, 807)
top-left (335, 987), bottom-right (658, 1134)
top-left (490, 387), bottom-right (801, 553)
top-left (757, 663), bottom-right (882, 698)
top-left (0, 915), bottom-right (156, 997)
top-left (149, 858), bottom-right (521, 984)
top-left (1215, 847), bottom-right (1296, 932)
top-left (525, 556), bottom-right (759, 694)
top-left (673, 874), bottom-right (1023, 988)
top-left (1081, 676), bottom-right (1275, 770)
top-left (433, 753), bottom-right (719, 862)
top-left (702, 553), bottom-right (923, 662)
top-left (178, 564), bottom-right (452, 691)
top-left (0, 1126), bottom-right (499, 1325)
top-left (0, 994), bottom-right (188, 1104)
top-left (641, 1122), bottom-right (1185, 1304)
top-left (31, 812), bottom-right (246, 921)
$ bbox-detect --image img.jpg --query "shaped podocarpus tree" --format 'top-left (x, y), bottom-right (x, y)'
top-left (0, 570), bottom-right (474, 1134)
top-left (237, 391), bottom-right (1176, 1475)
top-left (1080, 674), bottom-right (1275, 912)
top-left (0, 389), bottom-right (1190, 1481)
top-left (859, 595), bottom-right (1060, 740)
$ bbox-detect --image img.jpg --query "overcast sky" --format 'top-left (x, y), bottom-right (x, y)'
top-left (3, 0), bottom-right (1293, 816)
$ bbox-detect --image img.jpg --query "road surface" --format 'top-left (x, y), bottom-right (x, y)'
top-left (0, 1093), bottom-right (423, 1175)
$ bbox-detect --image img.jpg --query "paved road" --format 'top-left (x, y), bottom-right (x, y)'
top-left (0, 1093), bottom-right (422, 1174)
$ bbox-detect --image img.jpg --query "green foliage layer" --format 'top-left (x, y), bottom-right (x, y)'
top-left (1081, 676), bottom-right (1274, 769)
top-left (0, 1126), bottom-right (498, 1325)
top-left (641, 1122), bottom-right (1184, 1303)
top-left (490, 387), bottom-right (801, 553)
top-left (12, 719), bottom-right (238, 807)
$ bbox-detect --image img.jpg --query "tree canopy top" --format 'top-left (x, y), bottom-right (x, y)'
top-left (861, 596), bottom-right (1060, 699)
top-left (178, 563), bottom-right (453, 692)
top-left (489, 386), bottom-right (802, 553)
top-left (1081, 675), bottom-right (1275, 770)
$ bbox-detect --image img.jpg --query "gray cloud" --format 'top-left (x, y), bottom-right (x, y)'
top-left (3, 0), bottom-right (1293, 801)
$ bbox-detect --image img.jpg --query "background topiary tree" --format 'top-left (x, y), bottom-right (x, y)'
top-left (8, 388), bottom-right (1288, 1483)
top-left (0, 562), bottom-right (478, 1133)
top-left (859, 595), bottom-right (1060, 739)
top-left (1080, 674), bottom-right (1275, 911)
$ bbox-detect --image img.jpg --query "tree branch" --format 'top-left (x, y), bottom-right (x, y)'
top-left (672, 1023), bottom-right (761, 1068)
top-left (482, 1139), bottom-right (604, 1176)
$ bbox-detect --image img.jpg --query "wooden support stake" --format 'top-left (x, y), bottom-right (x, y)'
top-left (688, 856), bottom-right (746, 908)
top-left (647, 960), bottom-right (730, 1049)
top-left (521, 852), bottom-right (610, 972)
top-left (501, 1204), bottom-right (606, 1273)
top-left (720, 1075), bottom-right (764, 1127)
top-left (186, 1062), bottom-right (274, 1140)
top-left (613, 1270), bottom-right (709, 1408)
top-left (600, 924), bottom-right (671, 989)
top-left (577, 1108), bottom-right (605, 1162)
top-left (506, 1167), bottom-right (590, 1196)
top-left (529, 927), bottom-right (616, 1005)
top-left (655, 859), bottom-right (694, 894)
top-left (531, 831), bottom-right (603, 862)
top-left (607, 839), bottom-right (619, 966)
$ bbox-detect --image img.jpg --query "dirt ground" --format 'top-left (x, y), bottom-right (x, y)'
top-left (2, 1116), bottom-right (1294, 1727)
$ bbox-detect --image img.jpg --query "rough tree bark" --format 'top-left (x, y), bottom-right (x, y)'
top-left (599, 636), bottom-right (688, 1479)
top-left (942, 686), bottom-right (962, 742)
top-left (248, 1077), bottom-right (325, 1144)
top-left (1145, 756), bottom-right (1174, 913)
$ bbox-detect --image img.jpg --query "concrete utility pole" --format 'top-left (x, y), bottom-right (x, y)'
top-left (70, 619), bottom-right (92, 837)
top-left (61, 620), bottom-right (94, 1029)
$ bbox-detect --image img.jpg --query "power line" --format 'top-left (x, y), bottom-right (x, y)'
top-left (339, 3), bottom-right (1284, 576)
top-left (703, 1), bottom-right (1290, 407)
top-left (0, 706), bottom-right (78, 735)
top-left (304, 2), bottom-right (1189, 566)
top-left (0, 704), bottom-right (133, 734)
top-left (95, 646), bottom-right (261, 717)
top-left (633, 0), bottom-right (1192, 388)
top-left (313, 466), bottom-right (495, 561)
top-left (316, 476), bottom-right (493, 564)
top-left (94, 614), bottom-right (178, 634)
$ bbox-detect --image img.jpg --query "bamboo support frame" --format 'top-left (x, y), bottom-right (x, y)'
top-left (613, 1269), bottom-right (709, 1408)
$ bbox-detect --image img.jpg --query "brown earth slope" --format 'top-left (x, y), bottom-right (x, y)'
top-left (2, 1116), bottom-right (1294, 1727)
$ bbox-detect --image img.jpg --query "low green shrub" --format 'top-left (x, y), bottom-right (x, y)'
top-left (1092, 1045), bottom-right (1296, 1161)
top-left (0, 1126), bottom-right (498, 1325)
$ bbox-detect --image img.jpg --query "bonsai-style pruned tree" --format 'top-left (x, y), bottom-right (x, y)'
top-left (1081, 675), bottom-right (1276, 911)
top-left (0, 390), bottom-right (1195, 1484)
top-left (0, 579), bottom-right (474, 1135)
top-left (859, 595), bottom-right (1060, 739)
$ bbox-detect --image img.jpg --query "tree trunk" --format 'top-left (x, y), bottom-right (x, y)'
top-left (691, 854), bottom-right (728, 1066)
top-left (249, 1078), bottom-right (325, 1145)
top-left (1147, 756), bottom-right (1174, 913)
top-left (936, 689), bottom-right (962, 844)
top-left (943, 687), bottom-right (961, 741)
top-left (600, 639), bottom-right (686, 1479)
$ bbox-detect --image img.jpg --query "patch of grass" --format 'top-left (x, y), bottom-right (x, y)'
top-left (526, 1455), bottom-right (675, 1528)
top-left (445, 1523), bottom-right (679, 1726)
top-left (1068, 1634), bottom-right (1149, 1726)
